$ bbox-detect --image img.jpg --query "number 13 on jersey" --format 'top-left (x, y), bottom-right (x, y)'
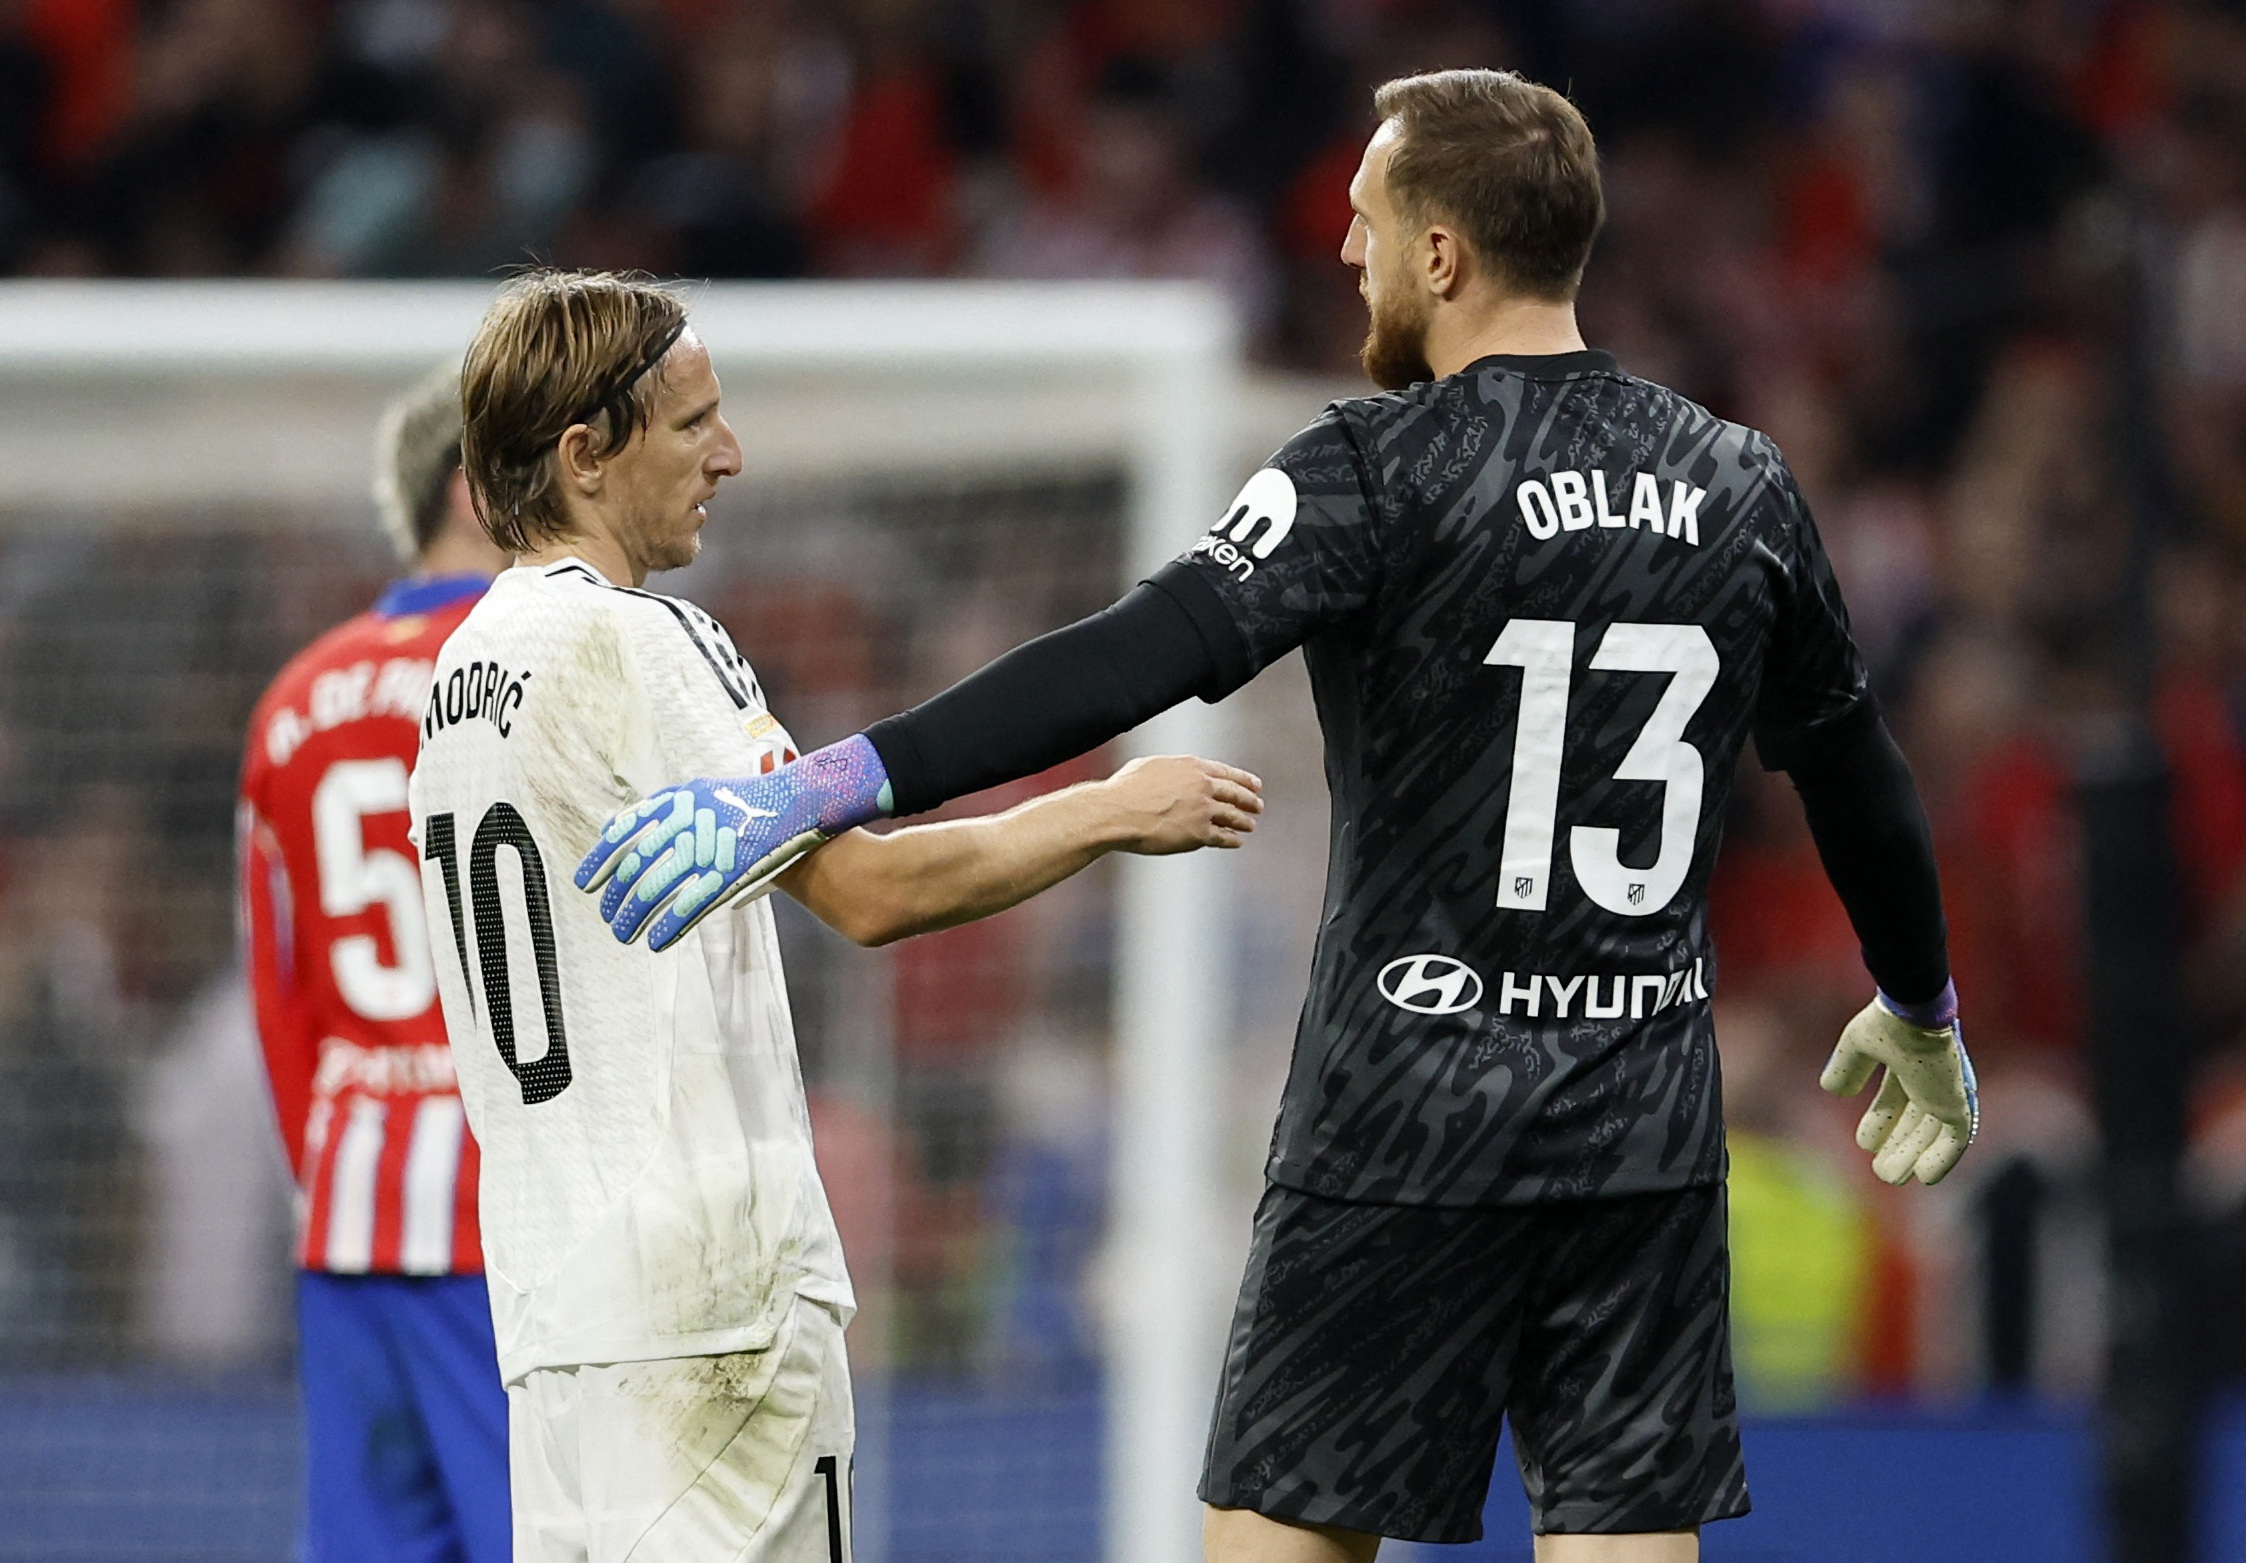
top-left (1485, 619), bottom-right (1719, 919)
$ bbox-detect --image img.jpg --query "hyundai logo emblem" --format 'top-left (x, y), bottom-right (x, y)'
top-left (1377, 954), bottom-right (1484, 1016)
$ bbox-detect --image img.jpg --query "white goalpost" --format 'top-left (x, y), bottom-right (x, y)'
top-left (0, 278), bottom-right (1248, 1563)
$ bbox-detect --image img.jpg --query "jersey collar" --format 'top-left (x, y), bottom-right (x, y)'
top-left (1461, 349), bottom-right (1621, 381)
top-left (528, 556), bottom-right (617, 587)
top-left (373, 572), bottom-right (491, 618)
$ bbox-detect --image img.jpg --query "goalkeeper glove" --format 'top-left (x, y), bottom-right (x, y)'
top-left (1819, 982), bottom-right (1978, 1186)
top-left (574, 734), bottom-right (892, 951)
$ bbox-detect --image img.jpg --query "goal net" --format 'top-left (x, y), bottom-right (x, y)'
top-left (0, 280), bottom-right (1337, 1563)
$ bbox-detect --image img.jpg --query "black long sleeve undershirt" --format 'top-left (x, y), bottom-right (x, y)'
top-left (864, 566), bottom-right (1240, 817)
top-left (1782, 707), bottom-right (1952, 1006)
top-left (865, 572), bottom-right (1950, 1006)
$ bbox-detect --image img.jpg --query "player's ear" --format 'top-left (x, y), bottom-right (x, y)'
top-left (556, 423), bottom-right (605, 497)
top-left (1423, 223), bottom-right (1465, 300)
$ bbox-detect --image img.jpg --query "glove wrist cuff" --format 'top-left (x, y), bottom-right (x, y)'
top-left (1878, 979), bottom-right (1957, 1031)
top-left (802, 733), bottom-right (894, 833)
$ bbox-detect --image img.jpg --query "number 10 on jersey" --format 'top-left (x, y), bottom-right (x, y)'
top-left (1485, 619), bottom-right (1718, 919)
top-left (423, 804), bottom-right (574, 1105)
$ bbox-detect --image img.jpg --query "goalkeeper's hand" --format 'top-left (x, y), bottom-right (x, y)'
top-left (1819, 986), bottom-right (1978, 1186)
top-left (575, 735), bottom-right (891, 951)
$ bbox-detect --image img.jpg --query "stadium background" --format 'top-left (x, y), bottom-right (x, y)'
top-left (2, 0), bottom-right (2246, 1558)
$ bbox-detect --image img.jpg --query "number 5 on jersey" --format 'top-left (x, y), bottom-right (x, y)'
top-left (424, 805), bottom-right (574, 1104)
top-left (313, 758), bottom-right (436, 1020)
top-left (1486, 619), bottom-right (1718, 918)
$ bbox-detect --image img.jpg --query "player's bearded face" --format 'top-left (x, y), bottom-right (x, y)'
top-left (1343, 127), bottom-right (1433, 391)
top-left (1360, 266), bottom-right (1433, 391)
top-left (608, 335), bottom-right (742, 576)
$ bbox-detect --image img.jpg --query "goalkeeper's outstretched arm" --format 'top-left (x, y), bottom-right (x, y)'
top-left (574, 568), bottom-right (1242, 946)
top-left (862, 564), bottom-right (1244, 816)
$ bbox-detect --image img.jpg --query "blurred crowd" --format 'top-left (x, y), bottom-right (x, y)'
top-left (0, 0), bottom-right (2206, 374)
top-left (4, 0), bottom-right (2246, 1420)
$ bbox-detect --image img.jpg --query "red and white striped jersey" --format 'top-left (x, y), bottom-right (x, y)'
top-left (239, 574), bottom-right (490, 1275)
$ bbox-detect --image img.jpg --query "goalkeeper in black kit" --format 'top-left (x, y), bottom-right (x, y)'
top-left (577, 69), bottom-right (1975, 1563)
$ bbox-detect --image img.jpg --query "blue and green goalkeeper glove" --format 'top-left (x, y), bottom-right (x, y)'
top-left (1820, 982), bottom-right (1978, 1186)
top-left (574, 734), bottom-right (893, 951)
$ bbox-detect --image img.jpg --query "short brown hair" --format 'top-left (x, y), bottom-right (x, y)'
top-left (1371, 69), bottom-right (1604, 300)
top-left (373, 363), bottom-right (463, 563)
top-left (459, 270), bottom-right (689, 553)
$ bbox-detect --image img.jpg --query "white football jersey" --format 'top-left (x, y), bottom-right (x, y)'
top-left (408, 558), bottom-right (852, 1384)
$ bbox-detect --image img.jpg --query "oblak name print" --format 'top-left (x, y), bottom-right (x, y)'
top-left (422, 659), bottom-right (532, 742)
top-left (1515, 470), bottom-right (1706, 546)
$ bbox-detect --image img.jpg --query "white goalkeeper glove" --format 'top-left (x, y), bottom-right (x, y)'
top-left (1819, 985), bottom-right (1978, 1186)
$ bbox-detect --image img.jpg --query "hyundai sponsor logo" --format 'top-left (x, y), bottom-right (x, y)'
top-left (1377, 954), bottom-right (1484, 1016)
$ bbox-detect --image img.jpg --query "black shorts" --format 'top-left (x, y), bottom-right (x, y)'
top-left (1199, 1182), bottom-right (1749, 1542)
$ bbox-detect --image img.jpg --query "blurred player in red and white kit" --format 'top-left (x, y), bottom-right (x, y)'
top-left (238, 366), bottom-right (513, 1563)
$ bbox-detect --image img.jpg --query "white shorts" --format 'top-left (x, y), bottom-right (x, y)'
top-left (509, 1297), bottom-right (855, 1563)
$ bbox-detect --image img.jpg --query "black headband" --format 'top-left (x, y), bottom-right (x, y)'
top-left (575, 316), bottom-right (688, 434)
top-left (627, 317), bottom-right (689, 389)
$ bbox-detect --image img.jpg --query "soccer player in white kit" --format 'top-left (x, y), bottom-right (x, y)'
top-left (408, 271), bottom-right (1264, 1563)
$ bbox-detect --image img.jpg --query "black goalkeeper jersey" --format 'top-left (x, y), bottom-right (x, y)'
top-left (1162, 349), bottom-right (1870, 1207)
